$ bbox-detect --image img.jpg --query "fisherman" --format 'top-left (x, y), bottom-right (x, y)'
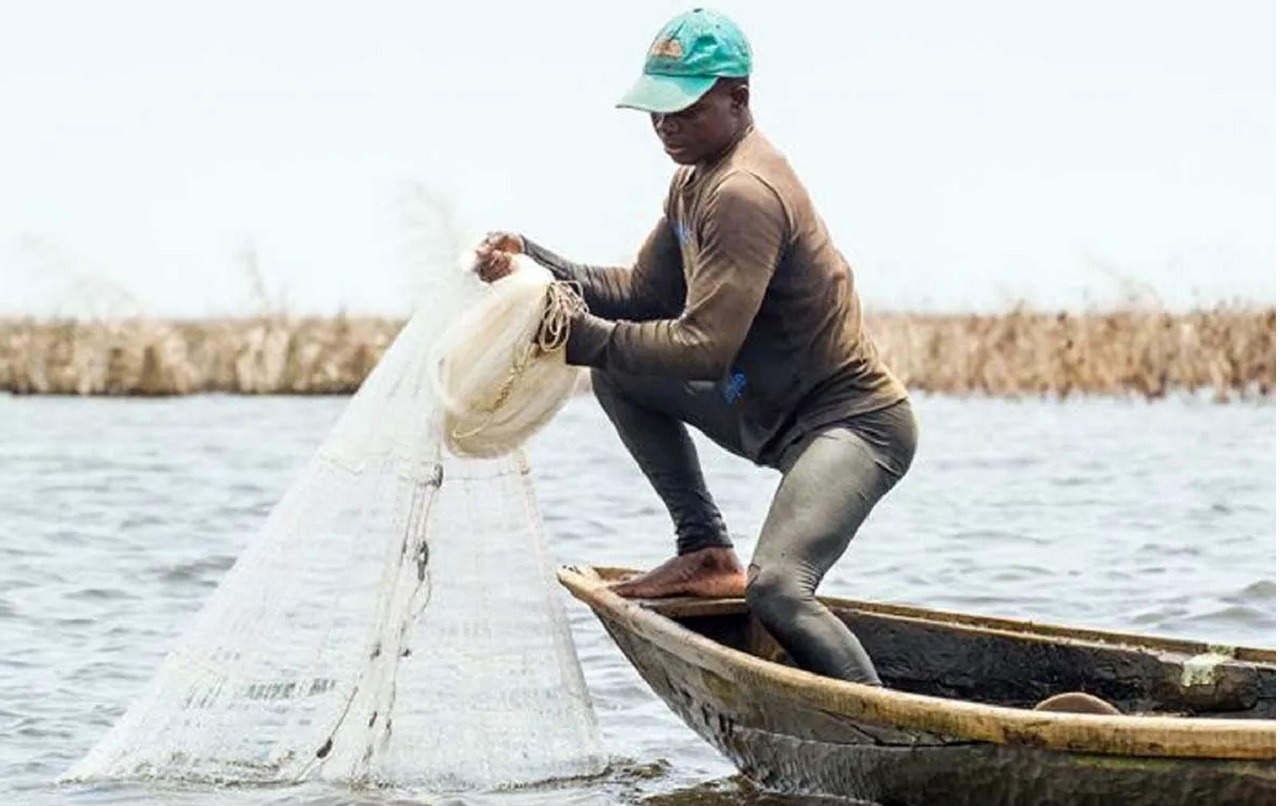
top-left (474, 8), bottom-right (915, 686)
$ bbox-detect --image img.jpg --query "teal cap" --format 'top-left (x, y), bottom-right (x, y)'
top-left (617, 8), bottom-right (753, 114)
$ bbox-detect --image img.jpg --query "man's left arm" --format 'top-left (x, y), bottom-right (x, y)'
top-left (563, 172), bottom-right (788, 381)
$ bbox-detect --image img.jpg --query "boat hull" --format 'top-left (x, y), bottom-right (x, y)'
top-left (599, 615), bottom-right (1275, 805)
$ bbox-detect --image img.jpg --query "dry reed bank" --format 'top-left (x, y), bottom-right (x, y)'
top-left (0, 308), bottom-right (1273, 400)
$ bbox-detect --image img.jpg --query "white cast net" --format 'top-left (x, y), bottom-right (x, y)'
top-left (63, 253), bottom-right (604, 790)
top-left (431, 257), bottom-right (586, 458)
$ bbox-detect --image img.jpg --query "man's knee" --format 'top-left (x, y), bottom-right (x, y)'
top-left (590, 369), bottom-right (689, 420)
top-left (590, 368), bottom-right (651, 409)
top-left (588, 368), bottom-right (618, 402)
top-left (744, 565), bottom-right (808, 626)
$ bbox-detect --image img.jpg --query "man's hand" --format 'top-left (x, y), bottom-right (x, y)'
top-left (473, 231), bottom-right (526, 283)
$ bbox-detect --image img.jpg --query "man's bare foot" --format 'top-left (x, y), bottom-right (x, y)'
top-left (610, 547), bottom-right (747, 599)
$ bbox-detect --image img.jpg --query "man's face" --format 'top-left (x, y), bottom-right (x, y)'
top-left (650, 81), bottom-right (747, 165)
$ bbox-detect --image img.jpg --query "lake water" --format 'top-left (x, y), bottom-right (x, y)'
top-left (1, 394), bottom-right (1274, 805)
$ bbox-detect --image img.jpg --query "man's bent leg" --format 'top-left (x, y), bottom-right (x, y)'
top-left (592, 370), bottom-right (749, 598)
top-left (746, 403), bottom-right (916, 683)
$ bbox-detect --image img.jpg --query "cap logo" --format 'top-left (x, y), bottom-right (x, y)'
top-left (650, 37), bottom-right (684, 60)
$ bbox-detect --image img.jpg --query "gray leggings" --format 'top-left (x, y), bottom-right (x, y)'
top-left (592, 370), bottom-right (917, 685)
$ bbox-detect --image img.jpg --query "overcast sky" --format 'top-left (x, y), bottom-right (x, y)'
top-left (0, 0), bottom-right (1274, 317)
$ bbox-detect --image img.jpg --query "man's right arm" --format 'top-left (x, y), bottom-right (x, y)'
top-left (523, 218), bottom-right (682, 321)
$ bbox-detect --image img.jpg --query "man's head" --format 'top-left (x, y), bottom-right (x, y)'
top-left (617, 9), bottom-right (754, 165)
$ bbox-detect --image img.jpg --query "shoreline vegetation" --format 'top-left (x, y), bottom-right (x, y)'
top-left (0, 308), bottom-right (1273, 400)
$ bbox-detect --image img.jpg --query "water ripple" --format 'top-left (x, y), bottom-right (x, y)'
top-left (0, 393), bottom-right (1272, 806)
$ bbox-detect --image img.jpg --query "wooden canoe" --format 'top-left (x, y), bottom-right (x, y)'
top-left (558, 566), bottom-right (1276, 806)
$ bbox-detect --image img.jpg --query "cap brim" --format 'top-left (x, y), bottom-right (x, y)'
top-left (616, 73), bottom-right (717, 113)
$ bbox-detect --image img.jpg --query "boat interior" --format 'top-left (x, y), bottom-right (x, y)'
top-left (644, 596), bottom-right (1277, 720)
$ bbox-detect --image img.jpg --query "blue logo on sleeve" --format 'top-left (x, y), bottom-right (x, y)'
top-left (723, 370), bottom-right (747, 404)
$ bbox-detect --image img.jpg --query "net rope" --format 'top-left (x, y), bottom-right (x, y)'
top-left (63, 252), bottom-right (604, 790)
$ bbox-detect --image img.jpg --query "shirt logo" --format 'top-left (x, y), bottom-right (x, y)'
top-left (651, 37), bottom-right (684, 60)
top-left (674, 220), bottom-right (693, 247)
top-left (723, 370), bottom-right (747, 404)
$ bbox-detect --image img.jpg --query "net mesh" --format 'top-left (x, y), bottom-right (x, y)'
top-left (63, 257), bottom-right (605, 790)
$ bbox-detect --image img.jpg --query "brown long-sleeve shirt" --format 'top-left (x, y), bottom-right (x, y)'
top-left (525, 126), bottom-right (907, 465)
